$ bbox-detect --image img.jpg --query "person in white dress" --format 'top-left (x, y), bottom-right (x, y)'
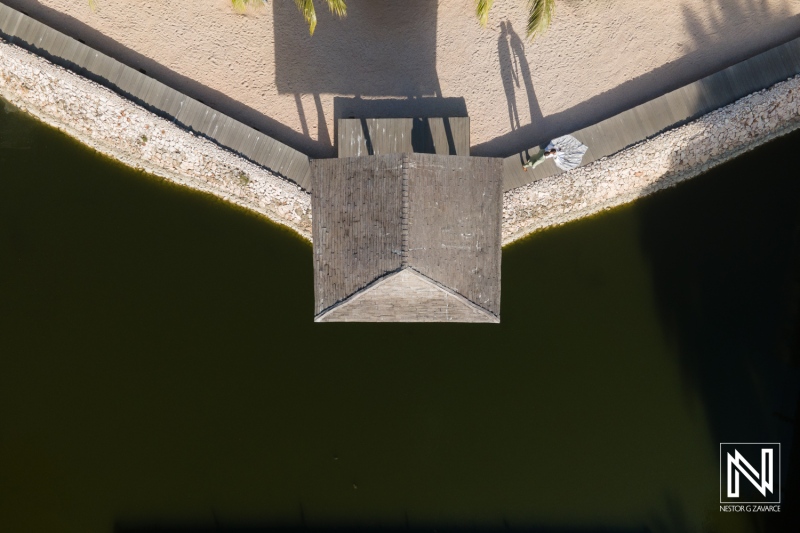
top-left (523, 135), bottom-right (588, 171)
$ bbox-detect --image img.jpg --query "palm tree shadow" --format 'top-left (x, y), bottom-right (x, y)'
top-left (274, 0), bottom-right (466, 156)
top-left (273, 0), bottom-right (440, 97)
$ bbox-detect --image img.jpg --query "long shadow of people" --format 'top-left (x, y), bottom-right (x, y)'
top-left (498, 21), bottom-right (520, 130)
top-left (498, 21), bottom-right (544, 133)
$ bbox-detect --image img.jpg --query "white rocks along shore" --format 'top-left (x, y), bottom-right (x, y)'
top-left (0, 39), bottom-right (312, 240)
top-left (2, 37), bottom-right (799, 248)
top-left (503, 74), bottom-right (800, 245)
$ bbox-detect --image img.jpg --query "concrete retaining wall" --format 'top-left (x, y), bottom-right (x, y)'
top-left (2, 1), bottom-right (799, 249)
top-left (0, 2), bottom-right (312, 190)
top-left (502, 75), bottom-right (800, 245)
top-left (503, 33), bottom-right (800, 192)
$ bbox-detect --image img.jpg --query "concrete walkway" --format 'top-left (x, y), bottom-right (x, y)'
top-left (504, 35), bottom-right (800, 191)
top-left (0, 2), bottom-right (313, 190)
top-left (2, 1), bottom-right (800, 196)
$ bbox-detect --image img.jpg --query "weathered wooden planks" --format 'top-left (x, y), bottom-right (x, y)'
top-left (337, 117), bottom-right (470, 158)
top-left (504, 35), bottom-right (800, 191)
top-left (311, 155), bottom-right (405, 316)
top-left (405, 153), bottom-right (502, 317)
top-left (312, 153), bottom-right (502, 322)
top-left (316, 268), bottom-right (499, 323)
top-left (0, 3), bottom-right (312, 190)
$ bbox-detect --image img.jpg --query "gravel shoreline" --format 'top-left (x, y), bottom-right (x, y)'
top-left (0, 39), bottom-right (312, 241)
top-left (502, 75), bottom-right (800, 245)
top-left (2, 38), bottom-right (799, 249)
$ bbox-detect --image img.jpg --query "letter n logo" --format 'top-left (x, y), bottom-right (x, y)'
top-left (720, 443), bottom-right (780, 504)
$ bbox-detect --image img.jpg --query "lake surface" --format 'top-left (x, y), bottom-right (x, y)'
top-left (1, 98), bottom-right (799, 533)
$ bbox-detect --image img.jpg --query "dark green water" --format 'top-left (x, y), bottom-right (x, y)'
top-left (1, 98), bottom-right (799, 533)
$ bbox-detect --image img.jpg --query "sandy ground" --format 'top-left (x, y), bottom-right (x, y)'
top-left (4, 0), bottom-right (800, 159)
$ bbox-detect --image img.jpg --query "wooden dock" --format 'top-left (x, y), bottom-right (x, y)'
top-left (337, 117), bottom-right (470, 158)
top-left (503, 35), bottom-right (800, 191)
top-left (0, 3), bottom-right (312, 190)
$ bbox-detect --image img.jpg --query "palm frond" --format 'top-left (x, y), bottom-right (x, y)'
top-left (326, 0), bottom-right (347, 19)
top-left (295, 0), bottom-right (318, 35)
top-left (475, 0), bottom-right (493, 28)
top-left (526, 0), bottom-right (555, 40)
top-left (231, 0), bottom-right (265, 13)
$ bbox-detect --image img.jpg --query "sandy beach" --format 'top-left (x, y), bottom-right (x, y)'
top-left (4, 0), bottom-right (800, 159)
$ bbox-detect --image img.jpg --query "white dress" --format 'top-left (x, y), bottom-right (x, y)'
top-left (545, 135), bottom-right (589, 171)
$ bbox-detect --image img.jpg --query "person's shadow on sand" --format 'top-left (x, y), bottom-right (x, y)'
top-left (498, 21), bottom-right (544, 132)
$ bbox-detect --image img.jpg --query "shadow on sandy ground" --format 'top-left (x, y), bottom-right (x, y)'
top-left (3, 1), bottom-right (800, 161)
top-left (474, 0), bottom-right (800, 157)
top-left (274, 0), bottom-right (467, 157)
top-left (497, 21), bottom-right (541, 135)
top-left (1, 0), bottom-right (334, 156)
top-left (273, 0), bottom-right (439, 97)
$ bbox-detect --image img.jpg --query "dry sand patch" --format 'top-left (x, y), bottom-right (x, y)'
top-left (4, 0), bottom-right (800, 159)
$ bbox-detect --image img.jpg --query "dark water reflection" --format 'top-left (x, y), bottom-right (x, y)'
top-left (1, 99), bottom-right (799, 533)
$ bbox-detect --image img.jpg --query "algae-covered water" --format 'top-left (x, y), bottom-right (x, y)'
top-left (1, 99), bottom-right (799, 533)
